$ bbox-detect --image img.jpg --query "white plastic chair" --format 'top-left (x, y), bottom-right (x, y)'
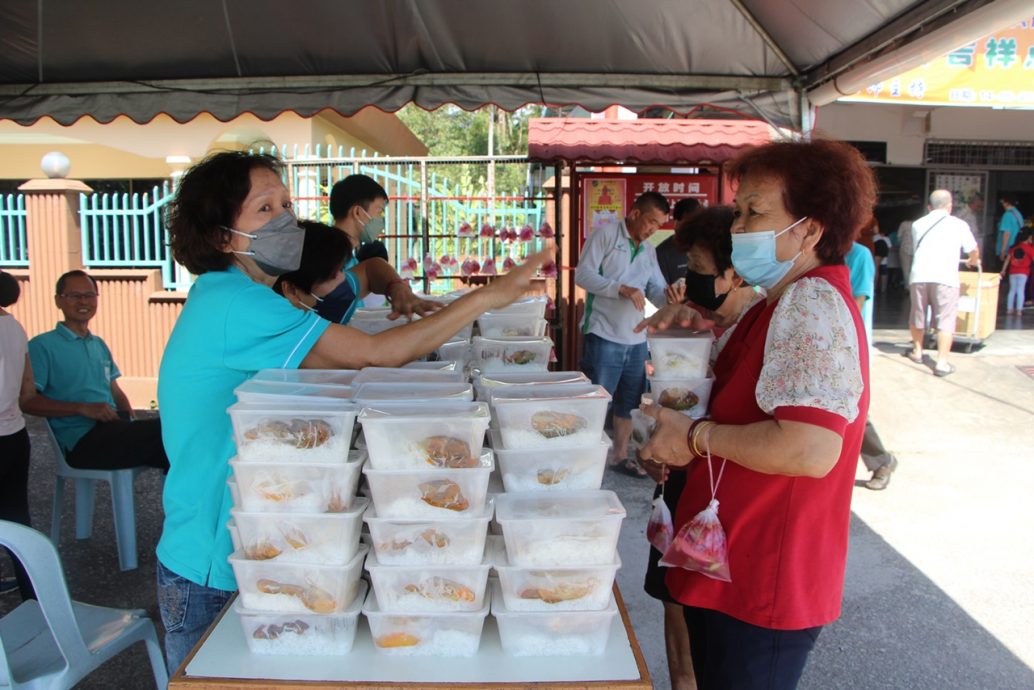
top-left (37, 418), bottom-right (146, 571)
top-left (0, 520), bottom-right (168, 689)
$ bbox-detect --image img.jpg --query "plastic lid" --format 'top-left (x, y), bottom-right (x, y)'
top-left (362, 448), bottom-right (494, 473)
top-left (495, 490), bottom-right (625, 521)
top-left (646, 328), bottom-right (714, 340)
top-left (234, 379), bottom-right (354, 401)
top-left (352, 367), bottom-right (465, 385)
top-left (230, 495), bottom-right (369, 520)
top-left (252, 369), bottom-right (359, 386)
top-left (364, 500), bottom-right (494, 522)
top-left (473, 335), bottom-right (553, 347)
top-left (353, 382), bottom-right (473, 402)
top-left (475, 371), bottom-right (585, 387)
top-left (487, 383), bottom-right (610, 403)
top-left (226, 400), bottom-right (358, 414)
top-left (357, 401), bottom-right (490, 420)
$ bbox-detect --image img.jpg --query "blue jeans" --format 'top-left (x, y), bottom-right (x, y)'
top-left (157, 560), bottom-right (234, 675)
top-left (580, 333), bottom-right (648, 418)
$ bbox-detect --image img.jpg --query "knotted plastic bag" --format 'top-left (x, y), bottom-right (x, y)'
top-left (660, 498), bottom-right (730, 582)
top-left (628, 406), bottom-right (656, 453)
top-left (646, 492), bottom-right (674, 553)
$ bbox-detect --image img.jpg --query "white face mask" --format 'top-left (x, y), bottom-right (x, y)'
top-left (730, 217), bottom-right (808, 289)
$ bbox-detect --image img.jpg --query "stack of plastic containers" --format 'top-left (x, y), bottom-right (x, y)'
top-left (359, 401), bottom-right (494, 656)
top-left (225, 371), bottom-right (369, 656)
top-left (482, 370), bottom-right (626, 656)
top-left (646, 330), bottom-right (715, 418)
top-left (470, 295), bottom-right (552, 375)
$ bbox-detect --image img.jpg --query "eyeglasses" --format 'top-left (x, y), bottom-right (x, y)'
top-left (60, 292), bottom-right (99, 300)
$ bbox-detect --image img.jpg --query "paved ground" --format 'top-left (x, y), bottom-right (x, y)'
top-left (3, 288), bottom-right (1033, 689)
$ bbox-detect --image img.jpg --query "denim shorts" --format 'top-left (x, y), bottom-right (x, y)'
top-left (580, 332), bottom-right (648, 418)
top-left (157, 560), bottom-right (234, 675)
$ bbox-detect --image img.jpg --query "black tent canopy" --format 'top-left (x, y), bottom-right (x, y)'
top-left (0, 0), bottom-right (1027, 128)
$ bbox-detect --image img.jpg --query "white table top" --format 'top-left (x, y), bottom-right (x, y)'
top-left (183, 593), bottom-right (645, 686)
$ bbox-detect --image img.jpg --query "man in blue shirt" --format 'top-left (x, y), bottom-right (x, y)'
top-left (844, 242), bottom-right (898, 490)
top-left (997, 197), bottom-right (1024, 265)
top-left (23, 270), bottom-right (167, 471)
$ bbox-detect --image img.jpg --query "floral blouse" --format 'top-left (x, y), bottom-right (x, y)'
top-left (756, 276), bottom-right (864, 422)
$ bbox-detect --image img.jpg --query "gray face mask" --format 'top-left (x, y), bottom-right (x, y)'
top-left (358, 206), bottom-right (386, 244)
top-left (228, 212), bottom-right (304, 276)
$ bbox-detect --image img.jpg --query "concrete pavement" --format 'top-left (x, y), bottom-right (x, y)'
top-left (3, 310), bottom-right (1033, 689)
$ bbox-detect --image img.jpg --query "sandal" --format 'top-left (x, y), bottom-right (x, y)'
top-left (609, 458), bottom-right (648, 478)
top-left (901, 350), bottom-right (923, 364)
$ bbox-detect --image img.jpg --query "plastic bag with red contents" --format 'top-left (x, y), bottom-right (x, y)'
top-left (646, 492), bottom-right (674, 552)
top-left (659, 498), bottom-right (731, 582)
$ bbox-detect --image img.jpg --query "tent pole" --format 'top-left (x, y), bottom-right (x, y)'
top-left (797, 89), bottom-right (815, 140)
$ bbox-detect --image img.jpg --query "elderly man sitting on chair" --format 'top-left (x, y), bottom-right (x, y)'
top-left (21, 270), bottom-right (168, 471)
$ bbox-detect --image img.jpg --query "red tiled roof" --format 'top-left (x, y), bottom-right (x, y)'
top-left (528, 118), bottom-right (776, 165)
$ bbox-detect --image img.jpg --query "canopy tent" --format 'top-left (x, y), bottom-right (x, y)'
top-left (0, 0), bottom-right (1029, 128)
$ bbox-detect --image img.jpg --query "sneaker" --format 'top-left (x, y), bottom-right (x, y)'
top-left (864, 456), bottom-right (898, 491)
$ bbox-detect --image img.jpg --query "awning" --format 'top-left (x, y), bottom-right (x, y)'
top-left (528, 118), bottom-right (777, 165)
top-left (0, 1), bottom-right (1030, 128)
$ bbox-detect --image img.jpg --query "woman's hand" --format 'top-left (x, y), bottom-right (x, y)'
top-left (483, 249), bottom-right (551, 310)
top-left (665, 282), bottom-right (686, 305)
top-left (386, 284), bottom-right (444, 320)
top-left (637, 403), bottom-right (696, 468)
top-left (639, 456), bottom-right (670, 483)
top-left (634, 303), bottom-right (714, 334)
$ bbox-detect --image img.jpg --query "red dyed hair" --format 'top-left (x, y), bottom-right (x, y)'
top-left (726, 139), bottom-right (878, 264)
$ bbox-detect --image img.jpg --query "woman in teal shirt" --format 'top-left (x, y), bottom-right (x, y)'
top-left (156, 151), bottom-right (544, 673)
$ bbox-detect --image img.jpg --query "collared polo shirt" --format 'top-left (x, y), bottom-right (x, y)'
top-left (28, 322), bottom-right (119, 451)
top-left (574, 219), bottom-right (668, 345)
top-left (156, 266), bottom-right (330, 591)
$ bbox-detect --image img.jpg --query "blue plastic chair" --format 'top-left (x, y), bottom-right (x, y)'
top-left (38, 418), bottom-right (146, 572)
top-left (0, 520), bottom-right (168, 689)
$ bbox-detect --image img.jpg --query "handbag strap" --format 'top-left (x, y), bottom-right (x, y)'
top-left (914, 215), bottom-right (946, 253)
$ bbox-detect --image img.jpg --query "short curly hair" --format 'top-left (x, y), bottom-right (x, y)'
top-left (726, 139), bottom-right (878, 264)
top-left (166, 151), bottom-right (283, 275)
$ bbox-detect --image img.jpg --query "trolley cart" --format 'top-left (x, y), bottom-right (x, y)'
top-left (953, 260), bottom-right (999, 352)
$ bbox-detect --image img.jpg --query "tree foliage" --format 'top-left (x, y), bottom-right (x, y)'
top-left (397, 104), bottom-right (540, 195)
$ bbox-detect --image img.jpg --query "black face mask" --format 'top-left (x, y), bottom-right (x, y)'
top-left (684, 269), bottom-right (728, 311)
top-left (308, 277), bottom-right (358, 324)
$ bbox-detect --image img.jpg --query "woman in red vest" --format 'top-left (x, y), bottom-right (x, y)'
top-left (636, 139), bottom-right (875, 690)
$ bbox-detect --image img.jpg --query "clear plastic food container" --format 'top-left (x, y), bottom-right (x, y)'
top-left (494, 490), bottom-right (626, 567)
top-left (228, 543), bottom-right (368, 614)
top-left (229, 497), bottom-right (368, 565)
top-left (233, 580), bottom-right (367, 656)
top-left (476, 314), bottom-right (548, 338)
top-left (234, 380), bottom-right (354, 405)
top-left (489, 429), bottom-right (610, 492)
top-left (362, 450), bottom-right (494, 519)
top-left (490, 384), bottom-right (611, 450)
top-left (357, 402), bottom-right (491, 470)
top-left (647, 374), bottom-right (714, 419)
top-left (480, 295), bottom-right (548, 319)
top-left (365, 550), bottom-right (492, 612)
top-left (363, 588), bottom-right (489, 656)
top-left (490, 581), bottom-right (618, 656)
top-left (353, 382), bottom-right (473, 405)
top-left (228, 402), bottom-right (358, 464)
top-left (251, 369), bottom-right (359, 387)
top-left (488, 538), bottom-right (619, 612)
top-left (229, 451), bottom-right (365, 514)
top-left (647, 330), bottom-right (714, 379)
top-left (471, 336), bottom-right (552, 373)
top-left (352, 367), bottom-right (465, 386)
top-left (364, 504), bottom-right (492, 565)
top-left (435, 338), bottom-right (471, 369)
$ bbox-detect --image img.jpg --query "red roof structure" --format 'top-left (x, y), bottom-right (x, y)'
top-left (528, 118), bottom-right (777, 165)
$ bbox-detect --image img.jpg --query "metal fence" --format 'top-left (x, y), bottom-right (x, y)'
top-left (78, 183), bottom-right (193, 290)
top-left (1, 147), bottom-right (550, 294)
top-left (0, 193), bottom-right (27, 267)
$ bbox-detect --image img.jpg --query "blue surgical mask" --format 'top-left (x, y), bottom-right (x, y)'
top-left (306, 277), bottom-right (358, 324)
top-left (358, 206), bottom-right (386, 244)
top-left (730, 217), bottom-right (808, 289)
top-left (228, 212), bottom-right (304, 276)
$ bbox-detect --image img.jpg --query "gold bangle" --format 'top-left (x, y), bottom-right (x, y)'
top-left (691, 421), bottom-right (713, 458)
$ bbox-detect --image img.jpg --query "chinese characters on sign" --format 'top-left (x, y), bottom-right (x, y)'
top-left (846, 22), bottom-right (1034, 108)
top-left (581, 173), bottom-right (718, 238)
